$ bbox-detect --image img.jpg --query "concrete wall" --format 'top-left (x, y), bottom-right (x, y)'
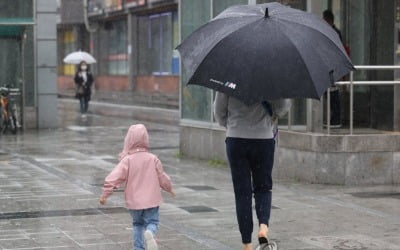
top-left (60, 0), bottom-right (84, 24)
top-left (180, 124), bottom-right (227, 161)
top-left (276, 131), bottom-right (400, 185)
top-left (179, 126), bottom-right (400, 186)
top-left (36, 0), bottom-right (58, 128)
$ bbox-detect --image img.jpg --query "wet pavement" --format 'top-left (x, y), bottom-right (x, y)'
top-left (0, 104), bottom-right (400, 249)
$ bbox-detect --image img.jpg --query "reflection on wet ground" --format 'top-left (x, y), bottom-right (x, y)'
top-left (0, 106), bottom-right (400, 249)
top-left (0, 207), bottom-right (127, 220)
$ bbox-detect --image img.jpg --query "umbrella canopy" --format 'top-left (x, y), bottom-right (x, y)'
top-left (177, 2), bottom-right (354, 103)
top-left (63, 51), bottom-right (97, 64)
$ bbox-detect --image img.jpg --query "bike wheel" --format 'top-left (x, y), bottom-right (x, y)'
top-left (1, 117), bottom-right (6, 134)
top-left (10, 116), bottom-right (17, 134)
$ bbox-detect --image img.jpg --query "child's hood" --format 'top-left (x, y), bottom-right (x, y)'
top-left (123, 124), bottom-right (149, 152)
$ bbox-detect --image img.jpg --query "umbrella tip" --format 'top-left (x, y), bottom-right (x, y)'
top-left (265, 8), bottom-right (269, 18)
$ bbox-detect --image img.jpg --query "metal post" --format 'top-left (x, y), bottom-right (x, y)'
top-left (349, 71), bottom-right (354, 135)
top-left (288, 105), bottom-right (292, 131)
top-left (21, 32), bottom-right (26, 131)
top-left (327, 88), bottom-right (331, 134)
top-left (127, 13), bottom-right (133, 91)
top-left (306, 99), bottom-right (312, 132)
top-left (210, 0), bottom-right (214, 124)
top-left (33, 0), bottom-right (38, 128)
top-left (211, 91), bottom-right (214, 123)
top-left (178, 0), bottom-right (182, 121)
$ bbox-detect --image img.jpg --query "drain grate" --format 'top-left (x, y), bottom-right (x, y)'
top-left (184, 185), bottom-right (217, 191)
top-left (349, 192), bottom-right (400, 199)
top-left (179, 206), bottom-right (218, 213)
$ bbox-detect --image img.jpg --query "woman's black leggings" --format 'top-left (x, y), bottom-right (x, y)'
top-left (226, 137), bottom-right (275, 244)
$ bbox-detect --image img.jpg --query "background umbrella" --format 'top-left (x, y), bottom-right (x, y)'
top-left (63, 51), bottom-right (97, 64)
top-left (177, 2), bottom-right (354, 103)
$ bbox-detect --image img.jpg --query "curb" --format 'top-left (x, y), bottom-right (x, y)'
top-left (58, 98), bottom-right (179, 125)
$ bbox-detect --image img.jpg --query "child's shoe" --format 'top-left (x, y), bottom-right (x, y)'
top-left (144, 230), bottom-right (158, 250)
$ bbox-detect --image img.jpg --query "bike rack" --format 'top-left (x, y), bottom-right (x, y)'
top-left (1, 87), bottom-right (22, 133)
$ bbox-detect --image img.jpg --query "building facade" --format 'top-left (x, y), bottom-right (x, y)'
top-left (57, 0), bottom-right (179, 108)
top-left (57, 0), bottom-right (89, 91)
top-left (0, 0), bottom-right (58, 129)
top-left (179, 0), bottom-right (400, 185)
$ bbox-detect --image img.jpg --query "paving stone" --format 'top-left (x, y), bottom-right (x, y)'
top-left (0, 105), bottom-right (399, 249)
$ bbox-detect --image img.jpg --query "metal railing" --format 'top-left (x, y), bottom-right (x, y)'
top-left (325, 65), bottom-right (400, 135)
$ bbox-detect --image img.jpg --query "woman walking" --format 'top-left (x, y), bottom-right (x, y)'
top-left (74, 61), bottom-right (93, 117)
top-left (214, 92), bottom-right (290, 250)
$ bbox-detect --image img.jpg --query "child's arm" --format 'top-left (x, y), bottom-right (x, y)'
top-left (99, 158), bottom-right (129, 205)
top-left (155, 158), bottom-right (175, 197)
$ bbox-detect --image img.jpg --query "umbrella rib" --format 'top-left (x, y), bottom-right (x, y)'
top-left (278, 18), bottom-right (354, 76)
top-left (186, 17), bottom-right (263, 86)
top-left (211, 4), bottom-right (264, 21)
top-left (276, 18), bottom-right (349, 58)
top-left (178, 16), bottom-right (263, 82)
top-left (272, 21), bottom-right (323, 98)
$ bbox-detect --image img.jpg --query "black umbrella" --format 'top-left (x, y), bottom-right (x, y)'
top-left (176, 2), bottom-right (354, 103)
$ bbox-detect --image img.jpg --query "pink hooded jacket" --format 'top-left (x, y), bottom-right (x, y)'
top-left (101, 124), bottom-right (173, 210)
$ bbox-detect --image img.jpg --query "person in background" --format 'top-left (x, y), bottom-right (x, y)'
top-left (74, 61), bottom-right (93, 118)
top-left (323, 9), bottom-right (347, 128)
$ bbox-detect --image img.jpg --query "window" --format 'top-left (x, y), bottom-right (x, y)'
top-left (138, 11), bottom-right (177, 75)
top-left (95, 20), bottom-right (128, 75)
top-left (180, 0), bottom-right (212, 121)
top-left (87, 0), bottom-right (104, 15)
top-left (58, 29), bottom-right (77, 76)
top-left (0, 0), bottom-right (33, 18)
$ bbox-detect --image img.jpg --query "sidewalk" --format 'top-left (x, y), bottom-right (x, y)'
top-left (58, 97), bottom-right (179, 125)
top-left (0, 105), bottom-right (400, 249)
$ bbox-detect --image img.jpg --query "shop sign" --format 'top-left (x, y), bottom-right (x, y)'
top-left (148, 0), bottom-right (173, 3)
top-left (125, 0), bottom-right (146, 8)
top-left (87, 0), bottom-right (104, 15)
top-left (104, 0), bottom-right (123, 12)
top-left (107, 54), bottom-right (128, 61)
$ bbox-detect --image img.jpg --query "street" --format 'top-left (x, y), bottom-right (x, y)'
top-left (0, 103), bottom-right (400, 250)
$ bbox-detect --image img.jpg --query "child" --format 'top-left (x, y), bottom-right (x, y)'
top-left (99, 124), bottom-right (175, 250)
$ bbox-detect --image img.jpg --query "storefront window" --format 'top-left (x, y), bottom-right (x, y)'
top-left (95, 19), bottom-right (128, 75)
top-left (342, 0), bottom-right (372, 127)
top-left (181, 0), bottom-right (212, 122)
top-left (138, 11), bottom-right (177, 75)
top-left (257, 0), bottom-right (306, 10)
top-left (58, 29), bottom-right (77, 76)
top-left (0, 40), bottom-right (21, 87)
top-left (125, 0), bottom-right (146, 8)
top-left (0, 0), bottom-right (33, 18)
top-left (88, 0), bottom-right (104, 16)
top-left (0, 0), bottom-right (33, 106)
top-left (213, 0), bottom-right (248, 16)
top-left (104, 0), bottom-right (123, 12)
top-left (24, 26), bottom-right (34, 107)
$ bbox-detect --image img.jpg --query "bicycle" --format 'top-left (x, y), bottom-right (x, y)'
top-left (0, 86), bottom-right (20, 135)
